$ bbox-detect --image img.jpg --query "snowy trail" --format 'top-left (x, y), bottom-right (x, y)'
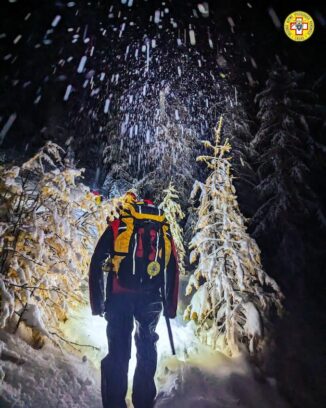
top-left (0, 306), bottom-right (289, 408)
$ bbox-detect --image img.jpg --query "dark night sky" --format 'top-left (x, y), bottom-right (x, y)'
top-left (0, 0), bottom-right (325, 163)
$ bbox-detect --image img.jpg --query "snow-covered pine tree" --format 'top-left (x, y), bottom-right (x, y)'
top-left (134, 89), bottom-right (199, 205)
top-left (251, 64), bottom-right (325, 237)
top-left (0, 142), bottom-right (113, 346)
top-left (154, 121), bottom-right (196, 200)
top-left (117, 101), bottom-right (199, 205)
top-left (184, 117), bottom-right (283, 356)
top-left (159, 183), bottom-right (186, 275)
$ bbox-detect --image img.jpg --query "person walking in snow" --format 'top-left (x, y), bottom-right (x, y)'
top-left (89, 189), bottom-right (179, 408)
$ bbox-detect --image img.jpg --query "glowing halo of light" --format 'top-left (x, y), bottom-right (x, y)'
top-left (60, 305), bottom-right (198, 384)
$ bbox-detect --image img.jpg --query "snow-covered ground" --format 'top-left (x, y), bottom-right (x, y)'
top-left (0, 305), bottom-right (289, 408)
top-left (0, 329), bottom-right (101, 408)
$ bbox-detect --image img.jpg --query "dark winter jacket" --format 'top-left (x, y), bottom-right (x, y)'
top-left (89, 202), bottom-right (179, 318)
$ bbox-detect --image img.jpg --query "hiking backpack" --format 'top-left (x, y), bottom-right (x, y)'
top-left (111, 201), bottom-right (172, 290)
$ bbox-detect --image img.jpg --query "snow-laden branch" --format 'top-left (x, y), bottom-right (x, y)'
top-left (159, 183), bottom-right (186, 275)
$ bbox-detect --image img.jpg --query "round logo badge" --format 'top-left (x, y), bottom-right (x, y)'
top-left (147, 261), bottom-right (160, 278)
top-left (284, 11), bottom-right (314, 42)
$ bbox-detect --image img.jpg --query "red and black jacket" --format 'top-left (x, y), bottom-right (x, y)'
top-left (89, 202), bottom-right (179, 318)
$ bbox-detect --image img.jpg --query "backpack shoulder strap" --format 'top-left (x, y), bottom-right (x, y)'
top-left (110, 219), bottom-right (121, 240)
top-left (121, 202), bottom-right (166, 223)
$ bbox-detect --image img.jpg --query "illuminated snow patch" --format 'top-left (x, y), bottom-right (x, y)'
top-left (61, 305), bottom-right (199, 383)
top-left (55, 306), bottom-right (288, 408)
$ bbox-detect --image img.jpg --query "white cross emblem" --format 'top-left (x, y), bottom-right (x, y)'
top-left (290, 17), bottom-right (308, 35)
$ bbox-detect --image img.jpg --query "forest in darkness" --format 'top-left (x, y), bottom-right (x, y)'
top-left (0, 1), bottom-right (325, 407)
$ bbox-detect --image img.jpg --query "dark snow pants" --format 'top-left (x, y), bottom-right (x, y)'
top-left (101, 292), bottom-right (162, 408)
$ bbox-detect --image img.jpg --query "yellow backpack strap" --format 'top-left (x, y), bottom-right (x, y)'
top-left (127, 204), bottom-right (166, 223)
top-left (162, 224), bottom-right (172, 267)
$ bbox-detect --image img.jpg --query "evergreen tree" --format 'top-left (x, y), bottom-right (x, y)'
top-left (251, 64), bottom-right (325, 237)
top-left (0, 143), bottom-right (113, 345)
top-left (159, 183), bottom-right (186, 275)
top-left (250, 64), bottom-right (326, 293)
top-left (134, 88), bottom-right (199, 205)
top-left (185, 118), bottom-right (283, 356)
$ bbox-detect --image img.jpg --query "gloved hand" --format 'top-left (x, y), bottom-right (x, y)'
top-left (163, 305), bottom-right (176, 319)
top-left (92, 304), bottom-right (105, 317)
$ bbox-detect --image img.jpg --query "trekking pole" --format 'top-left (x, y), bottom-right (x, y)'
top-left (161, 286), bottom-right (176, 356)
